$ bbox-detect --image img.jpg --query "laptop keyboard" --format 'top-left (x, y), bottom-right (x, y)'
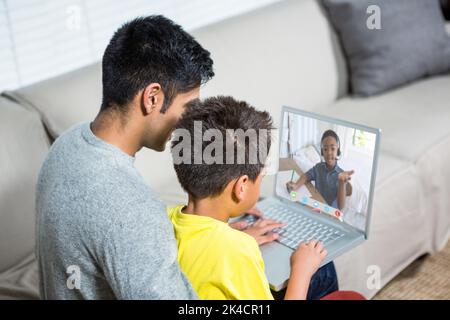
top-left (243, 205), bottom-right (345, 250)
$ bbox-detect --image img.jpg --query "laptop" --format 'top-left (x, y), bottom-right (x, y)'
top-left (241, 106), bottom-right (381, 291)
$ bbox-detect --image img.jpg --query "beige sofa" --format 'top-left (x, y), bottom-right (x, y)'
top-left (1, 0), bottom-right (449, 299)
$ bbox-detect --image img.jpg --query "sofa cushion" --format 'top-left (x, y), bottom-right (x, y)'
top-left (322, 0), bottom-right (450, 96)
top-left (415, 135), bottom-right (450, 251)
top-left (3, 63), bottom-right (102, 139)
top-left (0, 252), bottom-right (39, 300)
top-left (0, 97), bottom-right (50, 272)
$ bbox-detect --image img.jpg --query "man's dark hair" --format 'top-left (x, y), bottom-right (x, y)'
top-left (101, 15), bottom-right (214, 113)
top-left (172, 96), bottom-right (273, 199)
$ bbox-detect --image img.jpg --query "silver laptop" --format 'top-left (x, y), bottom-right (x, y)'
top-left (242, 106), bottom-right (381, 291)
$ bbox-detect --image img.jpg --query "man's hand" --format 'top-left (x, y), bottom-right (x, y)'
top-left (338, 170), bottom-right (354, 183)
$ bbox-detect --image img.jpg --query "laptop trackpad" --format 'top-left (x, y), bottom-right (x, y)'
top-left (260, 241), bottom-right (293, 291)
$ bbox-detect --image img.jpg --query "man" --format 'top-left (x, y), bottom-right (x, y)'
top-left (36, 15), bottom-right (282, 299)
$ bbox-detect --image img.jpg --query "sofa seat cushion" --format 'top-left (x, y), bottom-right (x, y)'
top-left (0, 97), bottom-right (50, 273)
top-left (414, 135), bottom-right (450, 250)
top-left (0, 253), bottom-right (39, 300)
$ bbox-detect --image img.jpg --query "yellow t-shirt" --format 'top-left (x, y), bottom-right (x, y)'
top-left (167, 205), bottom-right (273, 300)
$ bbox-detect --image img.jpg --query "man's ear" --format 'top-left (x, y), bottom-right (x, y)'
top-left (232, 175), bottom-right (249, 202)
top-left (142, 83), bottom-right (163, 115)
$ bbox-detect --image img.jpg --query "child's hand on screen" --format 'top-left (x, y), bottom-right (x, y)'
top-left (286, 181), bottom-right (299, 192)
top-left (338, 170), bottom-right (354, 183)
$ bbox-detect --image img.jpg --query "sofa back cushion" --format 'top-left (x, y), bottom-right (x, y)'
top-left (0, 97), bottom-right (50, 272)
top-left (4, 63), bottom-right (102, 139)
top-left (192, 0), bottom-right (348, 123)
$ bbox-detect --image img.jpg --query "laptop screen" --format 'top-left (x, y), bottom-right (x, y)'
top-left (275, 108), bottom-right (380, 233)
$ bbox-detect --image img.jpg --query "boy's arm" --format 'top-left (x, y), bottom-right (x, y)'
top-left (337, 181), bottom-right (347, 210)
top-left (284, 269), bottom-right (312, 300)
top-left (297, 174), bottom-right (310, 188)
top-left (284, 240), bottom-right (327, 300)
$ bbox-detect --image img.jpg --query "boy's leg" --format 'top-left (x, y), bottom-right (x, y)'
top-left (270, 261), bottom-right (338, 300)
top-left (306, 261), bottom-right (339, 300)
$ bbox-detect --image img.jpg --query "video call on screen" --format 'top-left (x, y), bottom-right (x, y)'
top-left (276, 112), bottom-right (377, 231)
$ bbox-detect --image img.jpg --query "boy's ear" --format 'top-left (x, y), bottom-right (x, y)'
top-left (232, 175), bottom-right (249, 202)
top-left (142, 83), bottom-right (163, 115)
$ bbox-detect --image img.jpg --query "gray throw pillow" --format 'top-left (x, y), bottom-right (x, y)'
top-left (321, 0), bottom-right (450, 96)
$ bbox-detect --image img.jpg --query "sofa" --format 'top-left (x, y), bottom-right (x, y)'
top-left (1, 0), bottom-right (449, 299)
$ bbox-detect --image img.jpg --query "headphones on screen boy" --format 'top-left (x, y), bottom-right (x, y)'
top-left (320, 130), bottom-right (341, 160)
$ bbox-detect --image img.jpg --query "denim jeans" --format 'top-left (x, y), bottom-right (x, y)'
top-left (306, 261), bottom-right (339, 300)
top-left (271, 262), bottom-right (339, 300)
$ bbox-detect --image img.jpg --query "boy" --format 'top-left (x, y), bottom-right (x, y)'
top-left (286, 130), bottom-right (354, 210)
top-left (168, 96), bottom-right (330, 299)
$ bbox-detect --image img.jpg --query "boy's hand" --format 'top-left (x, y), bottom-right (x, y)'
top-left (228, 206), bottom-right (284, 245)
top-left (284, 240), bottom-right (327, 300)
top-left (245, 206), bottom-right (263, 218)
top-left (228, 205), bottom-right (263, 230)
top-left (241, 219), bottom-right (285, 245)
top-left (290, 240), bottom-right (327, 279)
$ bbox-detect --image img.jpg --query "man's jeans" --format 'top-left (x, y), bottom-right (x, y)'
top-left (271, 262), bottom-right (339, 300)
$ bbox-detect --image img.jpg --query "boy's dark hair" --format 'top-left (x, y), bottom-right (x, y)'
top-left (172, 96), bottom-right (273, 199)
top-left (101, 15), bottom-right (214, 113)
top-left (321, 129), bottom-right (341, 157)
